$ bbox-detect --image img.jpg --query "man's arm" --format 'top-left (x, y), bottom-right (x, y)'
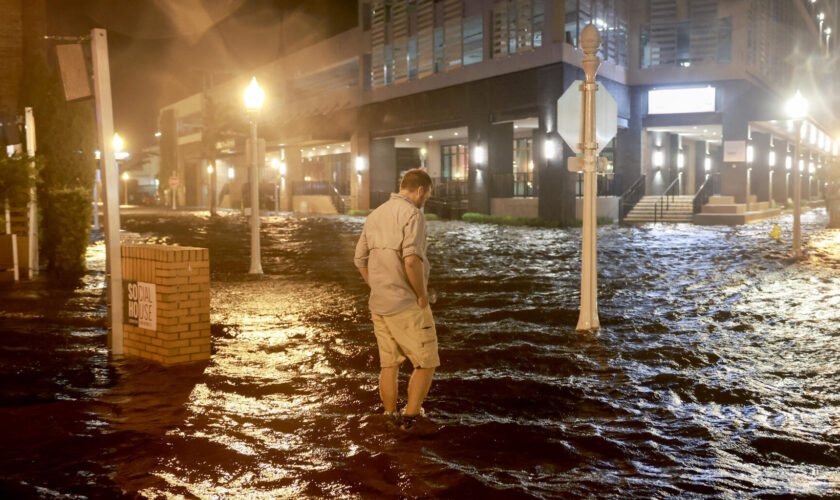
top-left (354, 226), bottom-right (370, 287)
top-left (404, 255), bottom-right (427, 308)
top-left (359, 267), bottom-right (370, 286)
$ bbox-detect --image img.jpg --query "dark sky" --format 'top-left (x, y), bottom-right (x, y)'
top-left (48, 0), bottom-right (358, 151)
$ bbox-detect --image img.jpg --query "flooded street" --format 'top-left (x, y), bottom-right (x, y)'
top-left (2, 209), bottom-right (840, 498)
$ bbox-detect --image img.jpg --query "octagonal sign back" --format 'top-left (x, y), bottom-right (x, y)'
top-left (556, 80), bottom-right (617, 155)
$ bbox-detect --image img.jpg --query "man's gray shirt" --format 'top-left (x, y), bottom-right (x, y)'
top-left (354, 193), bottom-right (430, 316)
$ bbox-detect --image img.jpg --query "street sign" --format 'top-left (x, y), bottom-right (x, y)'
top-left (169, 176), bottom-right (179, 189)
top-left (567, 156), bottom-right (610, 172)
top-left (557, 80), bottom-right (618, 154)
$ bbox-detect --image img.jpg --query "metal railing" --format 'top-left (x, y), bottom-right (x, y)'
top-left (693, 175), bottom-right (713, 214)
top-left (292, 181), bottom-right (346, 213)
top-left (653, 176), bottom-right (681, 224)
top-left (618, 175), bottom-right (646, 224)
top-left (576, 173), bottom-right (621, 197)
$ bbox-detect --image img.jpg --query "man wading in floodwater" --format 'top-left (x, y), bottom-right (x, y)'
top-left (354, 168), bottom-right (439, 432)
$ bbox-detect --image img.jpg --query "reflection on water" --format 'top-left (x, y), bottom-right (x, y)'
top-left (2, 208), bottom-right (840, 497)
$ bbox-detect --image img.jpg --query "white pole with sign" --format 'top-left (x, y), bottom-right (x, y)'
top-left (24, 107), bottom-right (38, 277)
top-left (91, 28), bottom-right (124, 355)
top-left (557, 25), bottom-right (616, 332)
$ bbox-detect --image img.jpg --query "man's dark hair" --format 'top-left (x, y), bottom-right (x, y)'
top-left (400, 168), bottom-right (432, 192)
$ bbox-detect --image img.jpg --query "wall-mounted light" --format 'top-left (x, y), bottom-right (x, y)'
top-left (652, 150), bottom-right (664, 168)
top-left (420, 147), bottom-right (427, 157)
top-left (355, 155), bottom-right (365, 172)
top-left (799, 159), bottom-right (805, 172)
top-left (704, 156), bottom-right (711, 172)
top-left (228, 167), bottom-right (235, 179)
top-left (809, 162), bottom-right (815, 173)
top-left (207, 164), bottom-right (214, 174)
top-left (809, 124), bottom-right (816, 144)
top-left (677, 152), bottom-right (685, 169)
top-left (769, 151), bottom-right (776, 167)
top-left (543, 140), bottom-right (556, 160)
top-left (473, 145), bottom-right (487, 164)
top-left (279, 162), bottom-right (287, 176)
top-left (746, 144), bottom-right (754, 163)
top-left (271, 158), bottom-right (280, 169)
top-left (786, 156), bottom-right (792, 170)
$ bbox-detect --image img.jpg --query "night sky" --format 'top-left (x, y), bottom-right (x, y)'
top-left (47, 0), bottom-right (358, 152)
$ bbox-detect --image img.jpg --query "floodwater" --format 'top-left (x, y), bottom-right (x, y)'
top-left (2, 207), bottom-right (840, 498)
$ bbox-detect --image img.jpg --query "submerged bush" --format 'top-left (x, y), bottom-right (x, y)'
top-left (41, 187), bottom-right (92, 281)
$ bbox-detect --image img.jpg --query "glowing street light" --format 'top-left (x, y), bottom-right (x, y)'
top-left (112, 133), bottom-right (124, 153)
top-left (243, 77), bottom-right (264, 274)
top-left (786, 90), bottom-right (808, 258)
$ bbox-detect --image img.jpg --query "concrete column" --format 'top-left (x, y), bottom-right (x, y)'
top-left (776, 141), bottom-right (791, 204)
top-left (537, 64), bottom-right (575, 223)
top-left (426, 140), bottom-right (441, 179)
top-left (370, 138), bottom-right (397, 209)
top-left (683, 139), bottom-right (696, 194)
top-left (350, 129), bottom-right (371, 210)
top-left (489, 122), bottom-right (514, 198)
top-left (751, 132), bottom-right (771, 202)
top-left (721, 112), bottom-right (749, 203)
top-left (283, 147), bottom-right (302, 212)
top-left (467, 122), bottom-right (491, 214)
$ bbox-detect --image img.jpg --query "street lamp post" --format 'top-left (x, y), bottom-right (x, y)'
top-left (122, 172), bottom-right (129, 205)
top-left (244, 77), bottom-right (265, 274)
top-left (786, 90), bottom-right (808, 258)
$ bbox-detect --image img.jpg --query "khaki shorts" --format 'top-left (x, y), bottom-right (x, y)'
top-left (371, 304), bottom-right (440, 369)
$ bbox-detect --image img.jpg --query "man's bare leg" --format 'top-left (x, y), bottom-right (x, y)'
top-left (379, 365), bottom-right (399, 414)
top-left (404, 367), bottom-right (435, 416)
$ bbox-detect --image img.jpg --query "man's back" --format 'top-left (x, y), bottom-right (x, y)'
top-left (354, 193), bottom-right (429, 316)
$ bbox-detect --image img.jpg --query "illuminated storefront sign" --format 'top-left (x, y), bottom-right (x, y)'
top-left (648, 87), bottom-right (716, 115)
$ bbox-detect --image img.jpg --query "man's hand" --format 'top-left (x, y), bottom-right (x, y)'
top-left (404, 255), bottom-right (427, 309)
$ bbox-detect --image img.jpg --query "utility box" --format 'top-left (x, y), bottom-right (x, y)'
top-left (120, 245), bottom-right (211, 365)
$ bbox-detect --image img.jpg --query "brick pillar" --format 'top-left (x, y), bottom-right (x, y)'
top-left (121, 245), bottom-right (211, 365)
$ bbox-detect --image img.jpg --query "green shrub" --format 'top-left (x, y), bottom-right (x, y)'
top-left (41, 187), bottom-right (92, 281)
top-left (0, 154), bottom-right (40, 204)
top-left (347, 209), bottom-right (372, 216)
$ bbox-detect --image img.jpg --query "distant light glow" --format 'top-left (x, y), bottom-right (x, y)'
top-left (704, 157), bottom-right (711, 171)
top-left (122, 172), bottom-right (129, 181)
top-left (786, 91), bottom-right (808, 120)
top-left (279, 162), bottom-right (286, 176)
top-left (543, 140), bottom-right (557, 160)
top-left (677, 152), bottom-right (685, 168)
top-left (786, 156), bottom-right (792, 170)
top-left (355, 156), bottom-right (365, 172)
top-left (228, 167), bottom-right (235, 179)
top-left (112, 133), bottom-right (124, 152)
top-left (154, 131), bottom-right (161, 137)
top-left (207, 165), bottom-right (214, 174)
top-left (746, 145), bottom-right (754, 163)
top-left (769, 151), bottom-right (776, 167)
top-left (271, 158), bottom-right (280, 169)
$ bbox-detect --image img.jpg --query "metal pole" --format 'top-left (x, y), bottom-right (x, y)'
top-left (93, 170), bottom-right (100, 230)
top-left (249, 114), bottom-right (263, 274)
top-left (24, 107), bottom-right (38, 277)
top-left (91, 28), bottom-right (124, 355)
top-left (210, 163), bottom-right (217, 216)
top-left (793, 120), bottom-right (802, 258)
top-left (275, 183), bottom-right (279, 213)
top-left (576, 25), bottom-right (601, 332)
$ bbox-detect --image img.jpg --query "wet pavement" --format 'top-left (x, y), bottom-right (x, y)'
top-left (2, 207), bottom-right (840, 498)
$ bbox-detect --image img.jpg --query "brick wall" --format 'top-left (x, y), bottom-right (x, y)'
top-left (120, 244), bottom-right (211, 365)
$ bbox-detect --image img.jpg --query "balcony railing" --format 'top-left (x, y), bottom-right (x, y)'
top-left (640, 17), bottom-right (731, 68)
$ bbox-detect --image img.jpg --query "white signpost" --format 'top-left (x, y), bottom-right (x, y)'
top-left (557, 25), bottom-right (617, 332)
top-left (91, 28), bottom-right (124, 355)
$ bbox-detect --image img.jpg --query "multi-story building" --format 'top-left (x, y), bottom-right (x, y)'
top-left (160, 0), bottom-right (839, 222)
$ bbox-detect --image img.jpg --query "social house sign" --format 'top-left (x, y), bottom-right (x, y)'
top-left (123, 281), bottom-right (156, 331)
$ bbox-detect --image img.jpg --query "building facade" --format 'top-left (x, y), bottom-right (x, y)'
top-left (160, 0), bottom-right (840, 222)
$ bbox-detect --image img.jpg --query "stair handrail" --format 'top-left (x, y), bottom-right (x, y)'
top-left (659, 176), bottom-right (681, 214)
top-left (618, 175), bottom-right (646, 224)
top-left (692, 175), bottom-right (713, 214)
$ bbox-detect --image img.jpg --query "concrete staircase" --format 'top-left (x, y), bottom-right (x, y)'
top-left (694, 195), bottom-right (782, 225)
top-left (623, 195), bottom-right (694, 223)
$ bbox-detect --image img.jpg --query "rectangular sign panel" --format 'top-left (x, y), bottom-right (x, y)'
top-left (123, 281), bottom-right (156, 331)
top-left (723, 140), bottom-right (746, 163)
top-left (648, 87), bottom-right (716, 115)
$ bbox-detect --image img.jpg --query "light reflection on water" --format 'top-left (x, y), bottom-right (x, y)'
top-left (1, 208), bottom-right (840, 497)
